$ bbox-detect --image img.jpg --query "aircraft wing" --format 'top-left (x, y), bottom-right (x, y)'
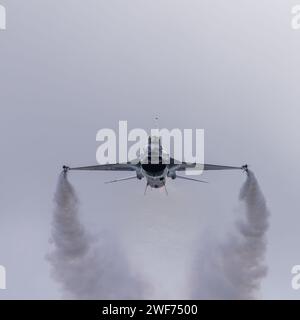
top-left (169, 159), bottom-right (247, 172)
top-left (63, 162), bottom-right (139, 172)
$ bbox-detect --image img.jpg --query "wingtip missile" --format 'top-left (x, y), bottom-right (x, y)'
top-left (241, 164), bottom-right (249, 175)
top-left (62, 165), bottom-right (70, 174)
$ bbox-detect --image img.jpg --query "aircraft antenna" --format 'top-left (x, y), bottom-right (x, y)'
top-left (144, 183), bottom-right (149, 196)
top-left (155, 116), bottom-right (159, 130)
top-left (164, 184), bottom-right (168, 196)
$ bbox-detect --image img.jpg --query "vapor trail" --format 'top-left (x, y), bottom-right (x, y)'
top-left (47, 173), bottom-right (145, 299)
top-left (191, 170), bottom-right (270, 299)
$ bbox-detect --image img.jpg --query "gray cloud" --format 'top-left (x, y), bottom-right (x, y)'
top-left (0, 0), bottom-right (299, 299)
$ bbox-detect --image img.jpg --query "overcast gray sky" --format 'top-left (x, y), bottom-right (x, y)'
top-left (0, 0), bottom-right (300, 299)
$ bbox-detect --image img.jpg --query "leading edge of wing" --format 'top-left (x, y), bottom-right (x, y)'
top-left (65, 163), bottom-right (138, 171)
top-left (172, 162), bottom-right (247, 171)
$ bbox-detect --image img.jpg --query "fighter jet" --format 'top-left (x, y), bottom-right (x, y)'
top-left (63, 135), bottom-right (248, 194)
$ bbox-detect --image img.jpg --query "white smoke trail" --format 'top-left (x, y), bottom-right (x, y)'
top-left (47, 173), bottom-right (146, 299)
top-left (191, 170), bottom-right (270, 299)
